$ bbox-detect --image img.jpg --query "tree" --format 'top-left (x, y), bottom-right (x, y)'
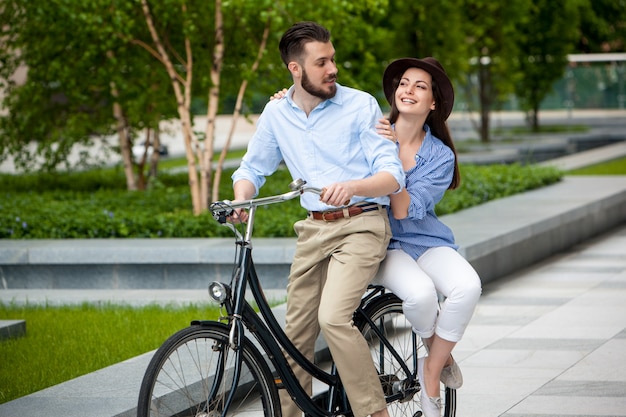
top-left (377, 0), bottom-right (530, 142)
top-left (0, 1), bottom-right (116, 171)
top-left (576, 0), bottom-right (626, 53)
top-left (381, 0), bottom-right (468, 84)
top-left (514, 0), bottom-right (582, 131)
top-left (0, 0), bottom-right (173, 190)
top-left (460, 0), bottom-right (530, 142)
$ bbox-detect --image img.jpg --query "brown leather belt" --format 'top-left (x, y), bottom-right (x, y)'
top-left (309, 203), bottom-right (384, 222)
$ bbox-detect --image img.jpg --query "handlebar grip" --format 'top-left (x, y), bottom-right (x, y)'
top-left (320, 188), bottom-right (351, 206)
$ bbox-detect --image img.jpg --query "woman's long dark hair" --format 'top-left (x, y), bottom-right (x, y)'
top-left (388, 75), bottom-right (461, 190)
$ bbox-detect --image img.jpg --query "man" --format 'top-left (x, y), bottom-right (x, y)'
top-left (231, 21), bottom-right (404, 417)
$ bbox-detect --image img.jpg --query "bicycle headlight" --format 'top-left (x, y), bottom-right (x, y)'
top-left (208, 282), bottom-right (230, 303)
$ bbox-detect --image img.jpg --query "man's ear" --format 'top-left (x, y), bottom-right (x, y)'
top-left (288, 61), bottom-right (300, 78)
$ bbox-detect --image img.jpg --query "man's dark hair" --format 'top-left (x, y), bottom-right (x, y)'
top-left (279, 21), bottom-right (331, 66)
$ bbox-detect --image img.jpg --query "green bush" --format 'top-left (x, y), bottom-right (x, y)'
top-left (436, 164), bottom-right (563, 215)
top-left (0, 164), bottom-right (562, 239)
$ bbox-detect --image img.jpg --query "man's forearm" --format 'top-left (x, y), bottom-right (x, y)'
top-left (351, 172), bottom-right (401, 197)
top-left (233, 179), bottom-right (257, 201)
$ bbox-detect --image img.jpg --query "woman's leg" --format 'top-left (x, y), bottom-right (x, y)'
top-left (422, 336), bottom-right (456, 398)
top-left (374, 249), bottom-right (439, 339)
top-left (418, 246), bottom-right (482, 398)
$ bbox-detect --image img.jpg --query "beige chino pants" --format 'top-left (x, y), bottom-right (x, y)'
top-left (279, 209), bottom-right (391, 417)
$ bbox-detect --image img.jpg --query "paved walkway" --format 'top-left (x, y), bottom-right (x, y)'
top-left (457, 223), bottom-right (626, 417)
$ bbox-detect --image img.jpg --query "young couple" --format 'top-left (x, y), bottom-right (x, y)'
top-left (233, 21), bottom-right (481, 417)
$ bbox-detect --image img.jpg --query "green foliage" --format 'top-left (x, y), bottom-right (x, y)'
top-left (0, 302), bottom-right (221, 404)
top-left (0, 164), bottom-right (562, 239)
top-left (1, 0), bottom-right (623, 187)
top-left (436, 164), bottom-right (562, 215)
top-left (514, 0), bottom-right (581, 127)
top-left (458, 0), bottom-right (530, 141)
top-left (0, 0), bottom-right (174, 172)
top-left (383, 0), bottom-right (468, 83)
top-left (577, 0), bottom-right (626, 52)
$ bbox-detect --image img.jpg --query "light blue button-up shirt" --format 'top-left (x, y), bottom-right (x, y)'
top-left (388, 124), bottom-right (459, 258)
top-left (232, 83), bottom-right (404, 211)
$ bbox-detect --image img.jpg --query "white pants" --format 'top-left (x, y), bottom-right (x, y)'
top-left (374, 247), bottom-right (482, 342)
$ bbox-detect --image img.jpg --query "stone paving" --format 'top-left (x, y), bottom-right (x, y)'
top-left (457, 224), bottom-right (626, 417)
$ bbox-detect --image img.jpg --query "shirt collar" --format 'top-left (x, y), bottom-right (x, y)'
top-left (416, 124), bottom-right (434, 159)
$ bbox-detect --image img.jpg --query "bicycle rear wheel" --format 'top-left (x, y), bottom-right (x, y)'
top-left (358, 294), bottom-right (457, 417)
top-left (137, 322), bottom-right (280, 417)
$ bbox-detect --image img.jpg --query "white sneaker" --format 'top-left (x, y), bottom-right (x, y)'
top-left (440, 356), bottom-right (463, 389)
top-left (418, 357), bottom-right (442, 417)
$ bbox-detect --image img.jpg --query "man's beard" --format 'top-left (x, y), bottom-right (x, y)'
top-left (301, 68), bottom-right (337, 100)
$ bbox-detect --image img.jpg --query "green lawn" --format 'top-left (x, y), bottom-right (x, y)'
top-left (567, 156), bottom-right (626, 175)
top-left (0, 302), bottom-right (220, 404)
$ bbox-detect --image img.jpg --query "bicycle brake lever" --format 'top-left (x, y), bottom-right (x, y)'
top-left (210, 201), bottom-right (234, 224)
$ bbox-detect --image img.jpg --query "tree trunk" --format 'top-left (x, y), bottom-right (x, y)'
top-left (140, 0), bottom-right (202, 214)
top-left (111, 95), bottom-right (137, 191)
top-left (135, 128), bottom-right (151, 190)
top-left (107, 50), bottom-right (137, 191)
top-left (202, 0), bottom-right (223, 209)
top-left (211, 17), bottom-right (271, 202)
top-left (478, 62), bottom-right (491, 143)
top-left (531, 107), bottom-right (540, 132)
top-left (480, 103), bottom-right (490, 143)
top-left (149, 126), bottom-right (160, 178)
top-left (180, 105), bottom-right (201, 214)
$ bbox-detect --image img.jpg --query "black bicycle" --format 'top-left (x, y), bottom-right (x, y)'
top-left (137, 179), bottom-right (457, 417)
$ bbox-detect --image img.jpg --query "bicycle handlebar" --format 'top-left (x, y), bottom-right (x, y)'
top-left (210, 178), bottom-right (322, 224)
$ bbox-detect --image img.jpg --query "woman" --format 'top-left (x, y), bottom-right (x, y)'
top-left (375, 57), bottom-right (482, 417)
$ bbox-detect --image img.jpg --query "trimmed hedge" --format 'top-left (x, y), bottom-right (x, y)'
top-left (0, 164), bottom-right (562, 239)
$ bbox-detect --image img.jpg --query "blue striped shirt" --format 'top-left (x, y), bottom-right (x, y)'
top-left (388, 124), bottom-right (458, 259)
top-left (232, 84), bottom-right (405, 211)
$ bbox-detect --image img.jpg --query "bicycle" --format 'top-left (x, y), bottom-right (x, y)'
top-left (137, 179), bottom-right (457, 417)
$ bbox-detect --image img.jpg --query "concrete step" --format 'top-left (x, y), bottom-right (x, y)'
top-left (0, 320), bottom-right (26, 340)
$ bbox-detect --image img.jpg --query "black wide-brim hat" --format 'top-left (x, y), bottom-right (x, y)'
top-left (382, 57), bottom-right (454, 120)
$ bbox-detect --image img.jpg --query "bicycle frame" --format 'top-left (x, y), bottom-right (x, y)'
top-left (207, 180), bottom-right (417, 417)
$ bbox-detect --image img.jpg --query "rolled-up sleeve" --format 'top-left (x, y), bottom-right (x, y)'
top-left (358, 97), bottom-right (405, 192)
top-left (231, 111), bottom-right (284, 196)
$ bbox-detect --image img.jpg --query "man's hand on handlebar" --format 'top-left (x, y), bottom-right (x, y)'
top-left (319, 182), bottom-right (354, 207)
top-left (228, 207), bottom-right (249, 224)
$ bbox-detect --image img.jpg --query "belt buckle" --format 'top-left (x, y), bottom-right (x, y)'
top-left (321, 211), bottom-right (333, 222)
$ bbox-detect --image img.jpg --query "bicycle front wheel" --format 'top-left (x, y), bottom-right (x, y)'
top-left (358, 294), bottom-right (457, 417)
top-left (137, 322), bottom-right (280, 417)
